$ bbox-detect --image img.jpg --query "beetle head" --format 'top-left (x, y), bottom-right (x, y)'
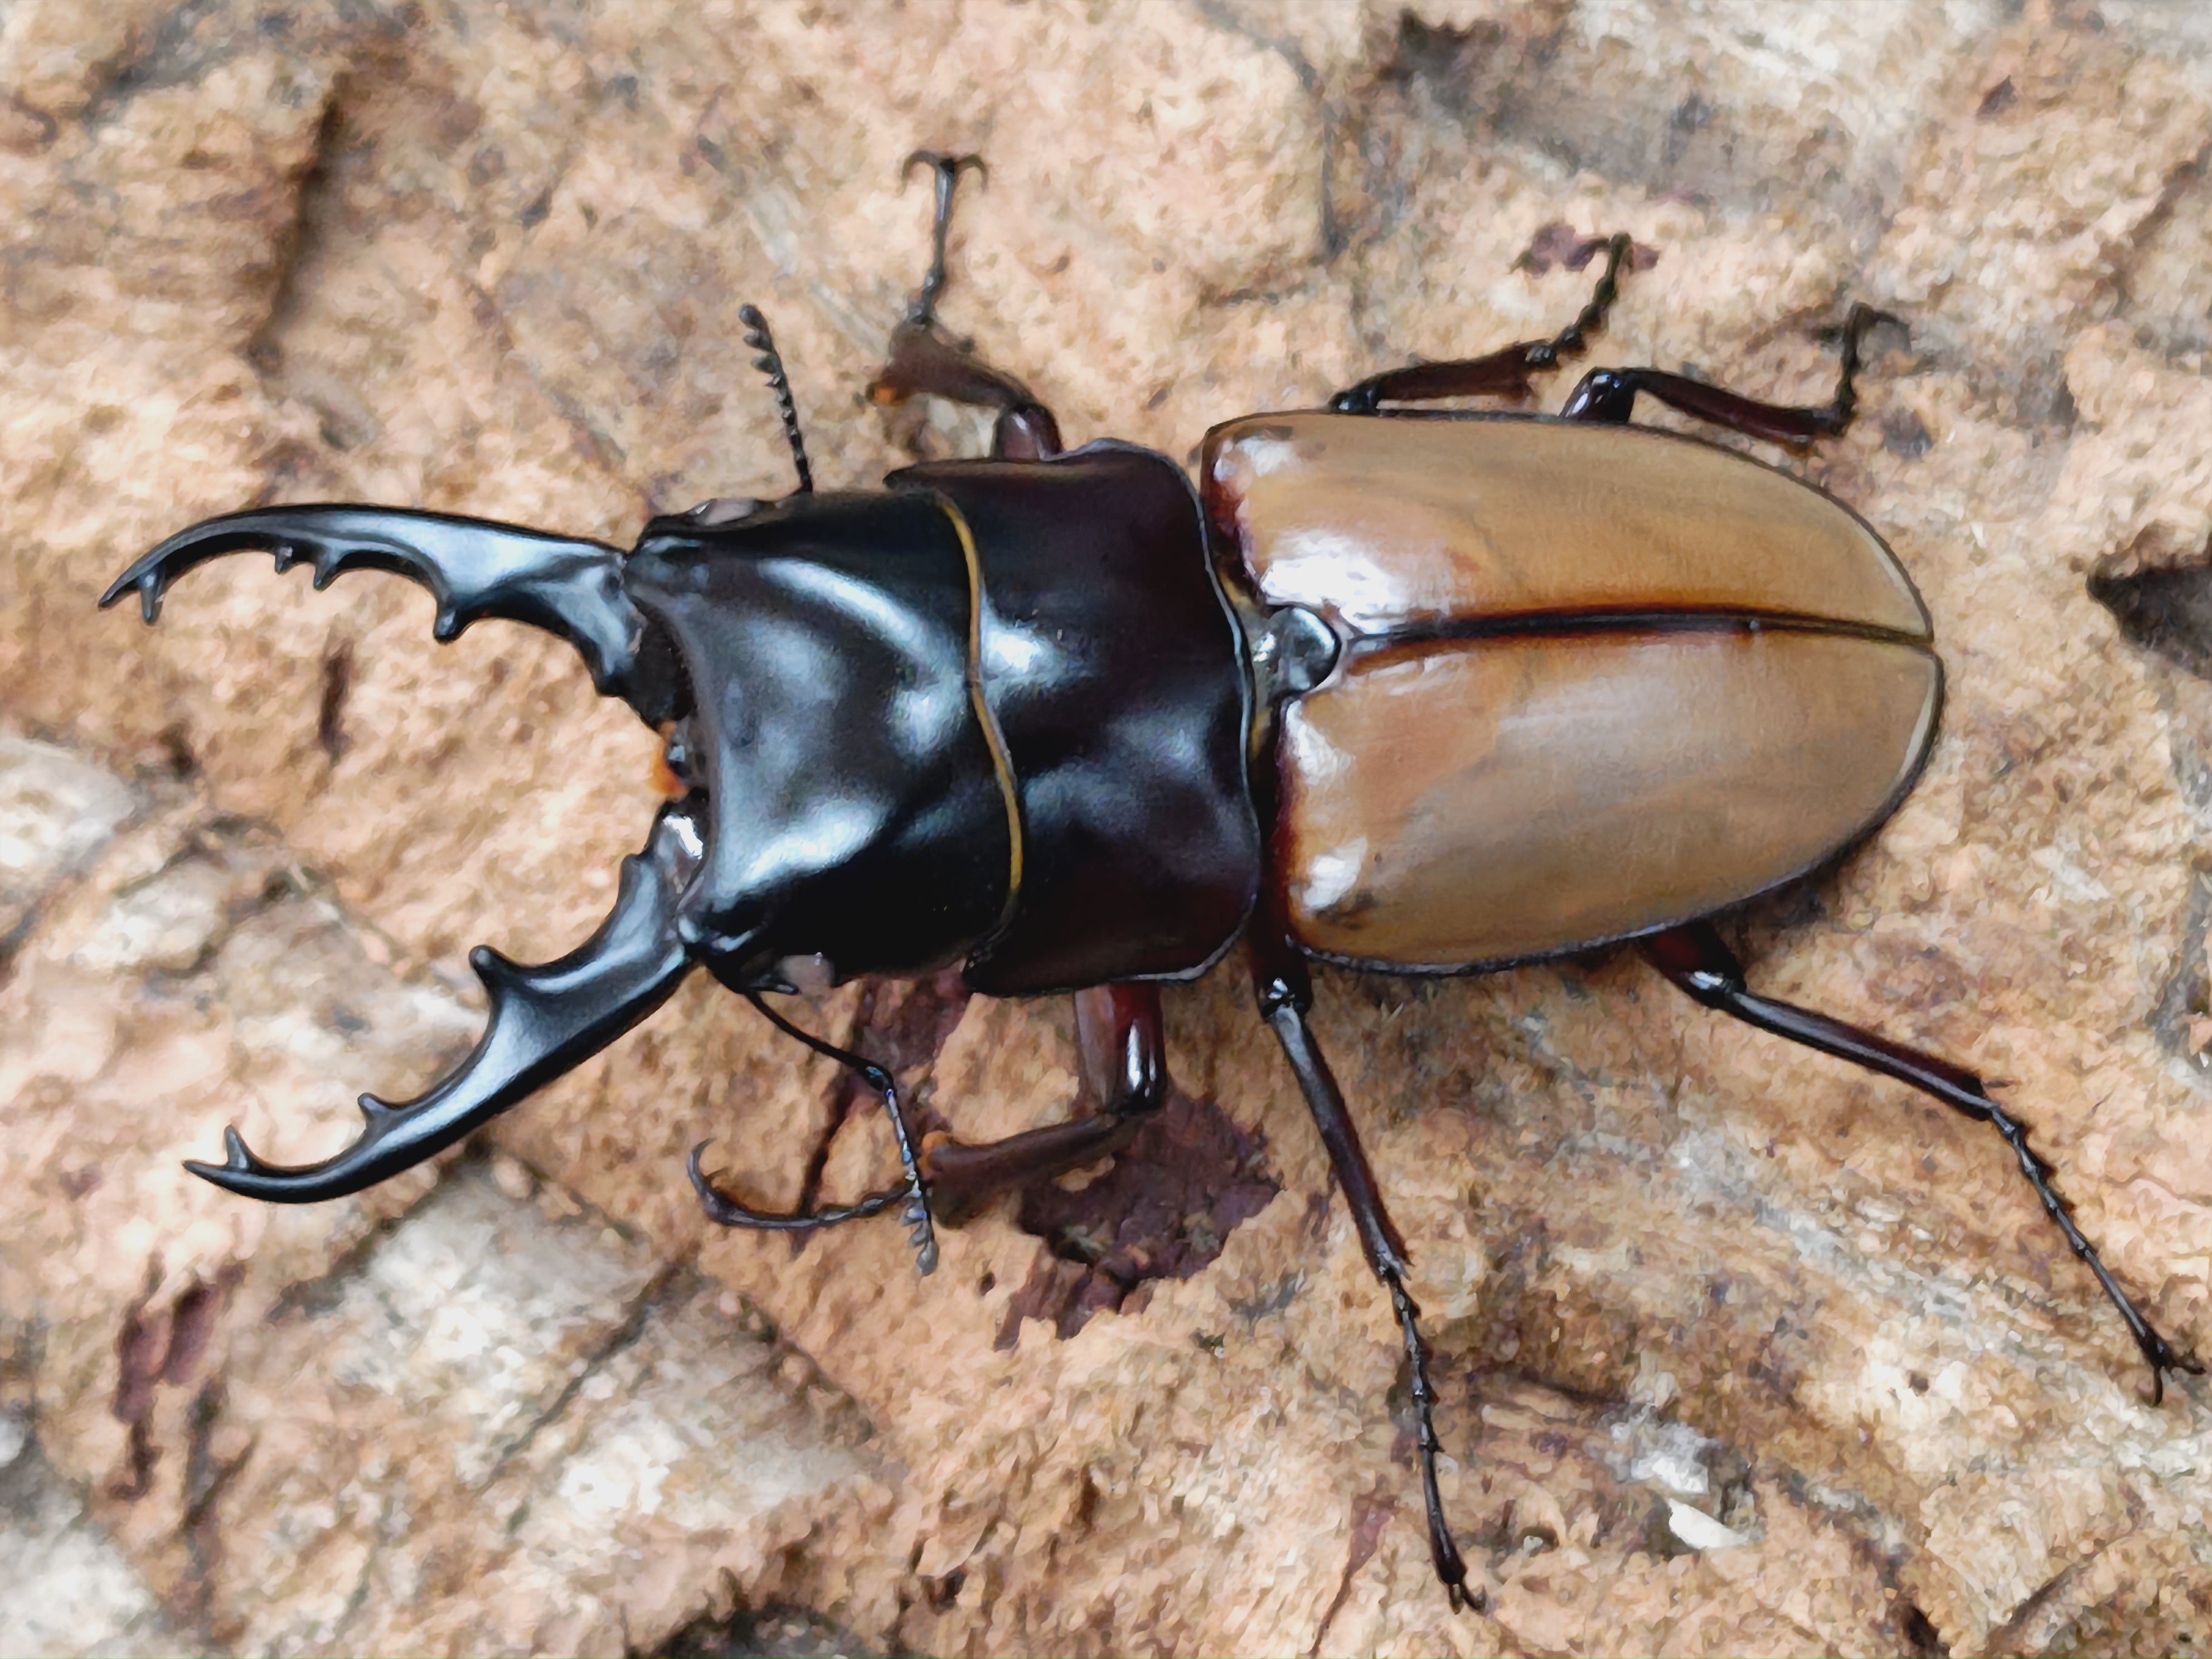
top-left (100, 482), bottom-right (1015, 1204)
top-left (623, 488), bottom-right (1018, 991)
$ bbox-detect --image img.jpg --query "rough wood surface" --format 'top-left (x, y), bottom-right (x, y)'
top-left (6, 2), bottom-right (2212, 1654)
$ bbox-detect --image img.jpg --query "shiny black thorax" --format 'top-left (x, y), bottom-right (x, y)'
top-left (624, 441), bottom-right (1260, 996)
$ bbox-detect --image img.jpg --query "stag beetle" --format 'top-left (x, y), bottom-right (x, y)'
top-left (103, 153), bottom-right (2199, 1609)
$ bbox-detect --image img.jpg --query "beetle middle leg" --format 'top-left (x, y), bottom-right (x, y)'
top-left (1250, 931), bottom-right (1476, 1611)
top-left (866, 149), bottom-right (1064, 459)
top-left (1560, 302), bottom-right (1901, 448)
top-left (1328, 231), bottom-right (1633, 414)
top-left (1646, 918), bottom-right (2204, 1400)
top-left (916, 984), bottom-right (1166, 1225)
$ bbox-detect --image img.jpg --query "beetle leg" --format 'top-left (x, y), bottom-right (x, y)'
top-left (917, 984), bottom-right (1165, 1225)
top-left (866, 149), bottom-right (1063, 460)
top-left (1646, 919), bottom-right (2205, 1401)
top-left (1250, 933), bottom-right (1477, 1612)
top-left (685, 1147), bottom-right (911, 1234)
top-left (1560, 303), bottom-right (1901, 448)
top-left (185, 803), bottom-right (702, 1202)
top-left (688, 993), bottom-right (943, 1273)
top-left (1329, 232), bottom-right (1633, 414)
top-left (870, 325), bottom-right (1063, 460)
top-left (896, 149), bottom-right (986, 331)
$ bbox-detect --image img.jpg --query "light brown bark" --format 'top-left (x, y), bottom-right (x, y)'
top-left (7, 3), bottom-right (2212, 1653)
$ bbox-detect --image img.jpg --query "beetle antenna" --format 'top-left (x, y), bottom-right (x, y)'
top-left (738, 304), bottom-right (814, 496)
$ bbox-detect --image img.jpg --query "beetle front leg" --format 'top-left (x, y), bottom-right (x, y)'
top-left (1250, 932), bottom-right (1476, 1612)
top-left (1560, 302), bottom-right (1900, 448)
top-left (691, 992), bottom-right (943, 1274)
top-left (918, 984), bottom-right (1165, 1225)
top-left (1646, 918), bottom-right (2204, 1400)
top-left (1330, 231), bottom-right (1633, 413)
top-left (865, 150), bottom-right (1063, 459)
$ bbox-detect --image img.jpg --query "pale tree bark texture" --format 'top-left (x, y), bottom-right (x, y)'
top-left (6, 2), bottom-right (2212, 1654)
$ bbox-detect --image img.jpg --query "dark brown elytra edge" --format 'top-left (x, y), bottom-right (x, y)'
top-left (98, 150), bottom-right (2203, 1618)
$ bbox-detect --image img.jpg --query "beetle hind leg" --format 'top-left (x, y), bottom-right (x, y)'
top-left (866, 149), bottom-right (1063, 459)
top-left (1646, 919), bottom-right (2204, 1400)
top-left (1330, 231), bottom-right (1634, 414)
top-left (1560, 302), bottom-right (1902, 448)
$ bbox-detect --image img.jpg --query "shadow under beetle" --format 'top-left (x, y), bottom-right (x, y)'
top-left (103, 152), bottom-right (2201, 1609)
